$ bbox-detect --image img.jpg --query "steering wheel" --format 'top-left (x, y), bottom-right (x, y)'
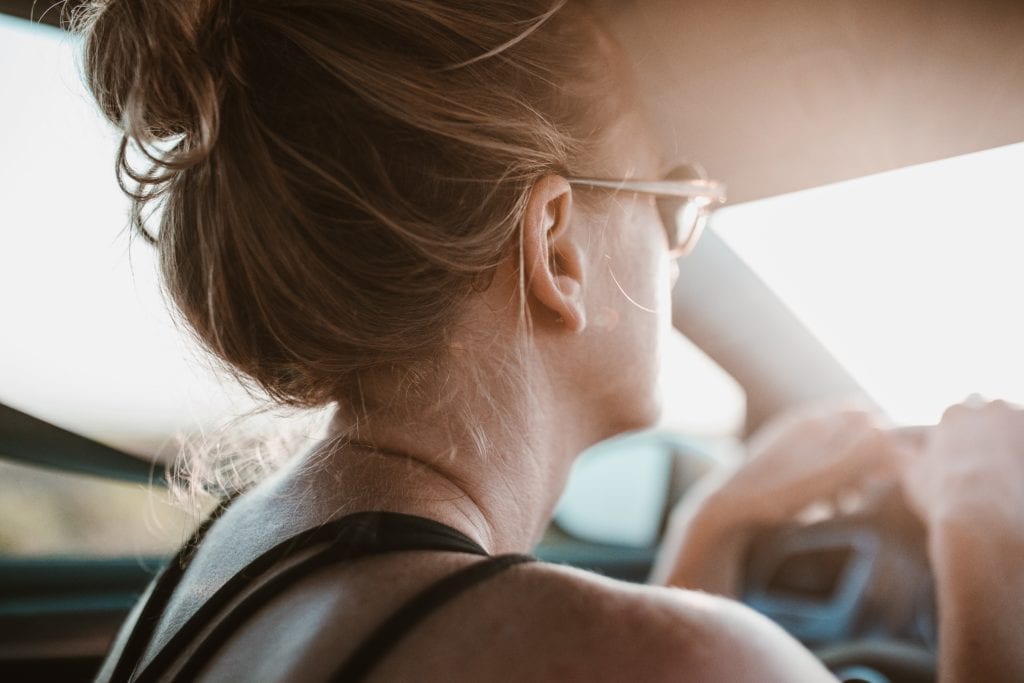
top-left (740, 485), bottom-right (938, 683)
top-left (818, 640), bottom-right (935, 683)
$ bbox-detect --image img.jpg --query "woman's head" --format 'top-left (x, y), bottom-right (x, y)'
top-left (77, 0), bottom-right (664, 435)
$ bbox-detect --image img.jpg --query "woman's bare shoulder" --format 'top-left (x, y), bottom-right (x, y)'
top-left (467, 560), bottom-right (837, 682)
top-left (194, 551), bottom-right (835, 682)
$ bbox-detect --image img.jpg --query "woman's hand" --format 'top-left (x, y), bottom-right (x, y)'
top-left (895, 398), bottom-right (1024, 528)
top-left (895, 399), bottom-right (1024, 683)
top-left (717, 404), bottom-right (894, 527)
top-left (651, 403), bottom-right (894, 594)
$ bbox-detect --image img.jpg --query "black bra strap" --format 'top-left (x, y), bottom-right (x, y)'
top-left (330, 553), bottom-right (535, 682)
top-left (107, 498), bottom-right (234, 683)
top-left (128, 512), bottom-right (489, 683)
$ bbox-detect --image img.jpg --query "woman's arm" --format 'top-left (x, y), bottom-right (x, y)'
top-left (650, 464), bottom-right (752, 595)
top-left (929, 516), bottom-right (1024, 682)
top-left (656, 398), bottom-right (1024, 681)
top-left (652, 405), bottom-right (890, 595)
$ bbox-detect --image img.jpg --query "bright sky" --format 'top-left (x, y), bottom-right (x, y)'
top-left (1, 15), bottom-right (1021, 458)
top-left (714, 143), bottom-right (1024, 425)
top-left (0, 17), bottom-right (263, 454)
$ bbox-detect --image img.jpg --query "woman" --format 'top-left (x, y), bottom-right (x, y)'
top-left (78, 0), bottom-right (1023, 680)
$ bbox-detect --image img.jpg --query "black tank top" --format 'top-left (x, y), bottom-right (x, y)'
top-left (104, 505), bottom-right (535, 682)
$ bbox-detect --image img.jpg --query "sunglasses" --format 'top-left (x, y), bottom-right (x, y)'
top-left (566, 163), bottom-right (727, 257)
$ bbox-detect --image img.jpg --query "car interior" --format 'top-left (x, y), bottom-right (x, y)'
top-left (1, 1), bottom-right (1022, 681)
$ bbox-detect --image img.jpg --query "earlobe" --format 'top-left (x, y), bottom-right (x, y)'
top-left (521, 175), bottom-right (587, 334)
top-left (550, 273), bottom-right (585, 330)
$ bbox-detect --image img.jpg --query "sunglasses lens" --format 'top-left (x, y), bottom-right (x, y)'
top-left (676, 200), bottom-right (700, 246)
top-left (659, 163), bottom-right (711, 256)
top-left (656, 197), bottom-right (704, 256)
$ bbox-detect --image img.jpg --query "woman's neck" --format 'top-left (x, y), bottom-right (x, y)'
top-left (296, 392), bottom-right (583, 554)
top-left (291, 282), bottom-right (615, 553)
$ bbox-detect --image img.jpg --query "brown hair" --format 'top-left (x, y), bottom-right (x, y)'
top-left (75, 0), bottom-right (627, 422)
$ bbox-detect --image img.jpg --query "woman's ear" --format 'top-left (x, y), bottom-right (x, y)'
top-left (521, 175), bottom-right (587, 333)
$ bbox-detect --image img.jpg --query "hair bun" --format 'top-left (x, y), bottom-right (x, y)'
top-left (78, 0), bottom-right (235, 169)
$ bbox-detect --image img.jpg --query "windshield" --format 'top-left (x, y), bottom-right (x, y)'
top-left (713, 142), bottom-right (1024, 424)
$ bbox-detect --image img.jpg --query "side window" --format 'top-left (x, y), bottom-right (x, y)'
top-left (0, 460), bottom-right (197, 558)
top-left (554, 432), bottom-right (677, 547)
